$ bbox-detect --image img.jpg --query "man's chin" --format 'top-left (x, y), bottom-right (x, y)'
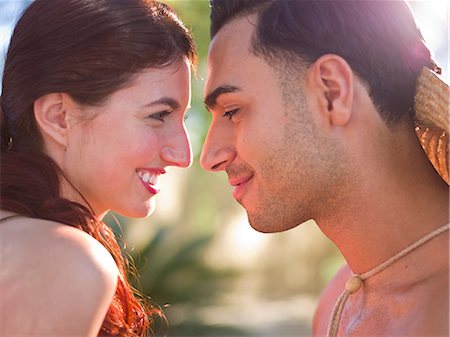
top-left (247, 213), bottom-right (283, 233)
top-left (246, 212), bottom-right (302, 233)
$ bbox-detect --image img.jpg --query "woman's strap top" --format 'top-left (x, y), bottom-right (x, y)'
top-left (0, 214), bottom-right (22, 223)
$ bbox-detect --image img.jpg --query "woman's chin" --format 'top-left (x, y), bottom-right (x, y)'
top-left (113, 200), bottom-right (156, 219)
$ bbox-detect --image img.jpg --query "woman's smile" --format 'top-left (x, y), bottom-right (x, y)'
top-left (137, 168), bottom-right (166, 194)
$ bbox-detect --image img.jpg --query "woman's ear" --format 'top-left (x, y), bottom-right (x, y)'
top-left (305, 54), bottom-right (354, 127)
top-left (34, 93), bottom-right (68, 148)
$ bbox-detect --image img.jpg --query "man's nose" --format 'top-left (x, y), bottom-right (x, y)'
top-left (200, 123), bottom-right (235, 172)
top-left (160, 126), bottom-right (192, 168)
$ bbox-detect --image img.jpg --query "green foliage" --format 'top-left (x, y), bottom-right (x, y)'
top-left (166, 0), bottom-right (211, 61)
top-left (130, 227), bottom-right (238, 306)
top-left (105, 212), bottom-right (246, 336)
top-left (169, 320), bottom-right (251, 337)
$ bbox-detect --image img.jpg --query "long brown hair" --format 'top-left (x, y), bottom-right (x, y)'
top-left (0, 0), bottom-right (197, 335)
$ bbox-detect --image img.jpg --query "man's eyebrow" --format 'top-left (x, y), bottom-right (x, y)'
top-left (142, 97), bottom-right (179, 110)
top-left (204, 85), bottom-right (241, 110)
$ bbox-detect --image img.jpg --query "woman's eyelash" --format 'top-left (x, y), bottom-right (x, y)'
top-left (223, 108), bottom-right (239, 120)
top-left (149, 110), bottom-right (172, 122)
top-left (184, 111), bottom-right (191, 121)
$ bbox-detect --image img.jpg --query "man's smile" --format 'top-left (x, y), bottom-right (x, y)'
top-left (228, 173), bottom-right (254, 200)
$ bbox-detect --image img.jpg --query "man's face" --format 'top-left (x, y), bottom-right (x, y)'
top-left (201, 15), bottom-right (345, 232)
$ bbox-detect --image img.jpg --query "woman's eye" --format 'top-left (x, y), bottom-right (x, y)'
top-left (223, 108), bottom-right (239, 120)
top-left (149, 110), bottom-right (171, 122)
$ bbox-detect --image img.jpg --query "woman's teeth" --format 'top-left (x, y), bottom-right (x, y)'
top-left (137, 170), bottom-right (158, 185)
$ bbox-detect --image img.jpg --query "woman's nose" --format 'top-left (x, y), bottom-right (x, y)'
top-left (160, 126), bottom-right (192, 168)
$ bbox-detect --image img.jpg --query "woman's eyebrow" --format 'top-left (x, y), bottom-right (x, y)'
top-left (142, 97), bottom-right (180, 110)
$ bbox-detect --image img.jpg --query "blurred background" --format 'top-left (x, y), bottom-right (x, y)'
top-left (1, 1), bottom-right (448, 336)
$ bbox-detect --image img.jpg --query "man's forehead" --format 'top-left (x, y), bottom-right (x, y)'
top-left (209, 13), bottom-right (258, 59)
top-left (205, 15), bottom-right (257, 94)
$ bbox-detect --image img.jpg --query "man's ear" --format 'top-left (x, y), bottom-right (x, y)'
top-left (305, 54), bottom-right (354, 127)
top-left (34, 93), bottom-right (69, 148)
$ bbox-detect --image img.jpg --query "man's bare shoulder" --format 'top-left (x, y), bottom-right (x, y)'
top-left (409, 263), bottom-right (449, 336)
top-left (313, 263), bottom-right (352, 337)
top-left (0, 215), bottom-right (118, 336)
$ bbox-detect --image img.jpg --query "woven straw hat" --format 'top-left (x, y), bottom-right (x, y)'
top-left (414, 68), bottom-right (449, 184)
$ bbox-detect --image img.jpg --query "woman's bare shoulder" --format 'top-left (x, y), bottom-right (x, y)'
top-left (0, 213), bottom-right (118, 336)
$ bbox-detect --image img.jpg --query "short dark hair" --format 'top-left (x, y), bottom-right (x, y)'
top-left (210, 0), bottom-right (441, 126)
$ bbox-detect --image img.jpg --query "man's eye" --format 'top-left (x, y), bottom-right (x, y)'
top-left (223, 108), bottom-right (239, 120)
top-left (149, 110), bottom-right (171, 122)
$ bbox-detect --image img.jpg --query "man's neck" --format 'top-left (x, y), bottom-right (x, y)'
top-left (316, 128), bottom-right (449, 277)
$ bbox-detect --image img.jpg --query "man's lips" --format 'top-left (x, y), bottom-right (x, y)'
top-left (229, 174), bottom-right (254, 200)
top-left (229, 175), bottom-right (252, 187)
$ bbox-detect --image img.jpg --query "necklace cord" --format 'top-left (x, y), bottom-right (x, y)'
top-left (326, 223), bottom-right (450, 337)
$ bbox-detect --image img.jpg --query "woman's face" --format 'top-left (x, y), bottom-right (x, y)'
top-left (63, 59), bottom-right (192, 218)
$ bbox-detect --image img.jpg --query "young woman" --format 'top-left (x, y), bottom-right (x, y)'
top-left (0, 0), bottom-right (197, 335)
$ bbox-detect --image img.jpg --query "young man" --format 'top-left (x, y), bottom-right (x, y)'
top-left (200, 1), bottom-right (449, 336)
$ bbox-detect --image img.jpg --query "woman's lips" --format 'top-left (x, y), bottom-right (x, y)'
top-left (140, 181), bottom-right (160, 195)
top-left (137, 168), bottom-right (166, 195)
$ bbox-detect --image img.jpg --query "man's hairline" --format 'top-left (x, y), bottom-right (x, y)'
top-left (206, 11), bottom-right (312, 113)
top-left (211, 8), bottom-right (385, 127)
top-left (205, 19), bottom-right (304, 113)
top-left (210, 4), bottom-right (409, 130)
